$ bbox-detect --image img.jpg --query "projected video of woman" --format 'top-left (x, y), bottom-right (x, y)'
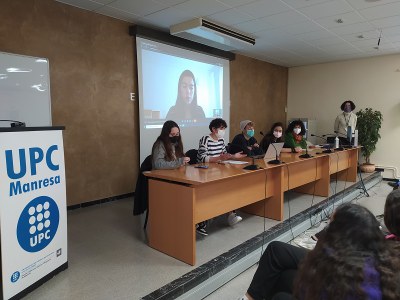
top-left (165, 70), bottom-right (206, 121)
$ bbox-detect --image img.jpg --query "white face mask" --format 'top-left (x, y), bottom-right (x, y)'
top-left (273, 131), bottom-right (282, 138)
top-left (216, 129), bottom-right (225, 139)
top-left (293, 128), bottom-right (301, 135)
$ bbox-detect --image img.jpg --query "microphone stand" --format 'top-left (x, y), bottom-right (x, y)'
top-left (243, 156), bottom-right (259, 170)
top-left (310, 134), bottom-right (333, 153)
top-left (299, 146), bottom-right (313, 158)
top-left (268, 142), bottom-right (282, 165)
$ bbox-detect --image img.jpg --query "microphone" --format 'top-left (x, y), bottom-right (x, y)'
top-left (310, 134), bottom-right (333, 153)
top-left (267, 142), bottom-right (282, 165)
top-left (260, 131), bottom-right (264, 136)
top-left (0, 119), bottom-right (26, 127)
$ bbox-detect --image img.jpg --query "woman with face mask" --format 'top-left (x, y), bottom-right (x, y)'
top-left (284, 120), bottom-right (308, 153)
top-left (151, 120), bottom-right (190, 169)
top-left (334, 100), bottom-right (357, 137)
top-left (196, 118), bottom-right (247, 235)
top-left (165, 70), bottom-right (206, 121)
top-left (230, 120), bottom-right (263, 156)
top-left (260, 122), bottom-right (292, 154)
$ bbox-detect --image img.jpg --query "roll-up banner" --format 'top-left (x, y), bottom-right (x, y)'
top-left (0, 129), bottom-right (67, 300)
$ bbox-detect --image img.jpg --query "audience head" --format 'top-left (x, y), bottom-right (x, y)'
top-left (286, 120), bottom-right (306, 136)
top-left (384, 189), bottom-right (400, 237)
top-left (269, 122), bottom-right (284, 139)
top-left (294, 203), bottom-right (400, 300)
top-left (176, 70), bottom-right (197, 106)
top-left (154, 120), bottom-right (184, 159)
top-left (240, 120), bottom-right (254, 138)
top-left (340, 100), bottom-right (356, 113)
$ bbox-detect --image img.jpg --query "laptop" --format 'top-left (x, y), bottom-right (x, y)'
top-left (263, 142), bottom-right (285, 161)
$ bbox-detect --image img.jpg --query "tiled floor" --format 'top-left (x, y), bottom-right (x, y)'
top-left (22, 175), bottom-right (390, 300)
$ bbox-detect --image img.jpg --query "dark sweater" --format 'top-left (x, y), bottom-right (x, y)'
top-left (230, 133), bottom-right (263, 156)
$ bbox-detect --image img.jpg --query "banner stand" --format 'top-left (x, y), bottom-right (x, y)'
top-left (0, 127), bottom-right (68, 300)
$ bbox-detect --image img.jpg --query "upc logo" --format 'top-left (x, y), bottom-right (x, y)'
top-left (11, 271), bottom-right (20, 283)
top-left (17, 196), bottom-right (59, 252)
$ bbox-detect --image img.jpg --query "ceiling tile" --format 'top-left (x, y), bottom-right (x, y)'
top-left (330, 22), bottom-right (376, 35)
top-left (308, 36), bottom-right (347, 47)
top-left (382, 25), bottom-right (400, 37)
top-left (298, 0), bottom-right (353, 19)
top-left (217, 0), bottom-right (257, 8)
top-left (359, 1), bottom-right (400, 20)
top-left (96, 5), bottom-right (141, 22)
top-left (235, 0), bottom-right (290, 18)
top-left (314, 11), bottom-right (366, 29)
top-left (295, 29), bottom-right (337, 41)
top-left (280, 0), bottom-right (331, 9)
top-left (346, 0), bottom-right (400, 10)
top-left (107, 0), bottom-right (167, 17)
top-left (283, 21), bottom-right (324, 35)
top-left (173, 0), bottom-right (229, 17)
top-left (371, 15), bottom-right (400, 28)
top-left (234, 19), bottom-right (272, 33)
top-left (208, 8), bottom-right (254, 26)
top-left (56, 0), bottom-right (104, 11)
top-left (153, 0), bottom-right (188, 6)
top-left (142, 7), bottom-right (195, 28)
top-left (258, 10), bottom-right (309, 28)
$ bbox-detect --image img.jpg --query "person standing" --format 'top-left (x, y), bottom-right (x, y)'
top-left (334, 100), bottom-right (357, 137)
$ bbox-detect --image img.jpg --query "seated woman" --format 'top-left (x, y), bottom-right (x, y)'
top-left (241, 192), bottom-right (400, 300)
top-left (230, 120), bottom-right (263, 156)
top-left (260, 122), bottom-right (292, 154)
top-left (284, 120), bottom-right (307, 153)
top-left (151, 120), bottom-right (190, 169)
top-left (288, 203), bottom-right (400, 300)
top-left (384, 189), bottom-right (400, 241)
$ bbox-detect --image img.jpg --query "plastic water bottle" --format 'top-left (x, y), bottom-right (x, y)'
top-left (335, 136), bottom-right (339, 149)
top-left (354, 130), bottom-right (358, 147)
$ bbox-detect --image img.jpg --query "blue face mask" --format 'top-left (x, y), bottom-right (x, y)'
top-left (246, 129), bottom-right (254, 137)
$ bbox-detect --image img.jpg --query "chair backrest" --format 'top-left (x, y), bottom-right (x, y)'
top-left (185, 149), bottom-right (198, 165)
top-left (141, 155), bottom-right (153, 172)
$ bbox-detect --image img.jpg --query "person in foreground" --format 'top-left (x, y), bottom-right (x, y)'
top-left (151, 120), bottom-right (190, 169)
top-left (260, 122), bottom-right (292, 154)
top-left (165, 70), bottom-right (206, 121)
top-left (284, 120), bottom-right (307, 153)
top-left (230, 120), bottom-right (263, 156)
top-left (241, 201), bottom-right (400, 300)
top-left (196, 118), bottom-right (247, 236)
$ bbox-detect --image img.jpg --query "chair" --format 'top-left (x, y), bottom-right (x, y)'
top-left (185, 149), bottom-right (198, 165)
top-left (133, 155), bottom-right (152, 229)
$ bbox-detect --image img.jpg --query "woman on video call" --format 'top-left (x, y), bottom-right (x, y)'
top-left (165, 70), bottom-right (206, 121)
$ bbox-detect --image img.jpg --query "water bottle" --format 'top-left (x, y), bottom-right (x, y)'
top-left (335, 136), bottom-right (339, 149)
top-left (354, 130), bottom-right (358, 147)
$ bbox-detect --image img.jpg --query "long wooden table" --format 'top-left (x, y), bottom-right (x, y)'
top-left (145, 147), bottom-right (358, 265)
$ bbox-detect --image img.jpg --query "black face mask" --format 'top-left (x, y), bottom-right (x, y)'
top-left (169, 136), bottom-right (179, 144)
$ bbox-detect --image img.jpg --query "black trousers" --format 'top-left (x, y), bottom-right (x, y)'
top-left (247, 241), bottom-right (308, 300)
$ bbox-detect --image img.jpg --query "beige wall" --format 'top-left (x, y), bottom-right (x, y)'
top-left (288, 54), bottom-right (400, 179)
top-left (0, 0), bottom-right (288, 205)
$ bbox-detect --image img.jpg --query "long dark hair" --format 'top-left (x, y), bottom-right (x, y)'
top-left (286, 120), bottom-right (306, 135)
top-left (260, 122), bottom-right (284, 152)
top-left (152, 120), bottom-right (184, 160)
top-left (175, 70), bottom-right (198, 106)
top-left (384, 189), bottom-right (400, 237)
top-left (294, 203), bottom-right (400, 300)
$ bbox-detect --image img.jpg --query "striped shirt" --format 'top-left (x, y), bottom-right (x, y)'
top-left (197, 135), bottom-right (227, 163)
